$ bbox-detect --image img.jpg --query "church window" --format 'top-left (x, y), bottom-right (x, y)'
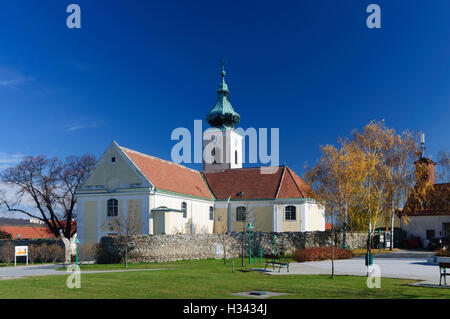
top-left (285, 205), bottom-right (296, 221)
top-left (181, 202), bottom-right (187, 218)
top-left (209, 206), bottom-right (214, 220)
top-left (107, 199), bottom-right (118, 217)
top-left (236, 206), bottom-right (246, 222)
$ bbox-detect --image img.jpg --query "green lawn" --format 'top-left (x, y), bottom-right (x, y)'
top-left (1, 258), bottom-right (449, 299)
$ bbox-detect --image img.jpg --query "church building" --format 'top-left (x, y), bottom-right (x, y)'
top-left (76, 66), bottom-right (325, 244)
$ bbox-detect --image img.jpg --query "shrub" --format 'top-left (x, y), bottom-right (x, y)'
top-left (39, 243), bottom-right (51, 263)
top-left (28, 244), bottom-right (40, 264)
top-left (293, 247), bottom-right (353, 262)
top-left (47, 244), bottom-right (65, 262)
top-left (96, 237), bottom-right (122, 264)
top-left (78, 243), bottom-right (97, 262)
top-left (0, 230), bottom-right (12, 240)
top-left (0, 242), bottom-right (14, 265)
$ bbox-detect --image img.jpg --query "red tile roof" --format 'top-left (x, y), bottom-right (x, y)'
top-left (277, 167), bottom-right (316, 199)
top-left (120, 146), bottom-right (315, 201)
top-left (0, 226), bottom-right (55, 239)
top-left (203, 166), bottom-right (315, 200)
top-left (121, 147), bottom-right (214, 200)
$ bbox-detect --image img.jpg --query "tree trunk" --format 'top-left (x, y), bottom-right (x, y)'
top-left (125, 236), bottom-right (128, 269)
top-left (223, 241), bottom-right (227, 265)
top-left (331, 245), bottom-right (335, 279)
top-left (390, 200), bottom-right (395, 251)
top-left (61, 237), bottom-right (72, 265)
top-left (342, 201), bottom-right (348, 248)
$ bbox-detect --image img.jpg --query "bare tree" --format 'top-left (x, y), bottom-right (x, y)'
top-left (0, 155), bottom-right (96, 253)
top-left (103, 211), bottom-right (142, 268)
top-left (0, 242), bottom-right (14, 265)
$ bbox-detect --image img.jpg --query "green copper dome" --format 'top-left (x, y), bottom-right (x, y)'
top-left (206, 63), bottom-right (240, 129)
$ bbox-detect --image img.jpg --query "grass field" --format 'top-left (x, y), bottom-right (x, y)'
top-left (1, 258), bottom-right (450, 299)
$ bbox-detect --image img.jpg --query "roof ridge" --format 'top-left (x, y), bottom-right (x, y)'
top-left (203, 165), bottom-right (285, 174)
top-left (120, 146), bottom-right (202, 175)
top-left (200, 171), bottom-right (217, 200)
top-left (285, 166), bottom-right (305, 197)
top-left (274, 166), bottom-right (286, 199)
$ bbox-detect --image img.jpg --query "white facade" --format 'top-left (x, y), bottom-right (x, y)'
top-left (401, 215), bottom-right (450, 243)
top-left (203, 128), bottom-right (243, 172)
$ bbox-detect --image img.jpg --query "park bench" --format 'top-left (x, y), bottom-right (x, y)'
top-left (439, 262), bottom-right (450, 286)
top-left (264, 254), bottom-right (289, 273)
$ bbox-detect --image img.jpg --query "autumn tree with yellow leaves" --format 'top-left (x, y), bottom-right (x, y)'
top-left (306, 120), bottom-right (420, 255)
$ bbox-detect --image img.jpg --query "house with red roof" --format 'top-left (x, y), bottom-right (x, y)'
top-left (0, 218), bottom-right (55, 239)
top-left (75, 66), bottom-right (325, 243)
top-left (399, 156), bottom-right (450, 247)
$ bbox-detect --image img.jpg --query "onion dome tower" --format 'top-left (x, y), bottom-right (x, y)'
top-left (203, 62), bottom-right (243, 172)
top-left (206, 62), bottom-right (240, 129)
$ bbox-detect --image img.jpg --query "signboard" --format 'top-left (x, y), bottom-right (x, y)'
top-left (14, 246), bottom-right (28, 266)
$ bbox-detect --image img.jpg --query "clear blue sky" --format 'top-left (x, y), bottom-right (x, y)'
top-left (0, 0), bottom-right (449, 176)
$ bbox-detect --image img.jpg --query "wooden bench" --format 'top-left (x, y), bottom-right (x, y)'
top-left (264, 255), bottom-right (289, 273)
top-left (439, 262), bottom-right (450, 286)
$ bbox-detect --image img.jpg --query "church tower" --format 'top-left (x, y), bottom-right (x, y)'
top-left (203, 63), bottom-right (243, 172)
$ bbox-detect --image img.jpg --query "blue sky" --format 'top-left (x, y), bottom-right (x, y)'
top-left (0, 0), bottom-right (449, 176)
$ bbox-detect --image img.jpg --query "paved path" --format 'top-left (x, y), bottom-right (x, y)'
top-left (0, 263), bottom-right (165, 280)
top-left (255, 256), bottom-right (448, 288)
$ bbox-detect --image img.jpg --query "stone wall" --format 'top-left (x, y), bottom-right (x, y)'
top-left (96, 231), bottom-right (368, 264)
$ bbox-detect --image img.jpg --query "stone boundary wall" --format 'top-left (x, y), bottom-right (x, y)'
top-left (97, 231), bottom-right (367, 264)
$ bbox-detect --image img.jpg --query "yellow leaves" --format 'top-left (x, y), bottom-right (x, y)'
top-left (306, 120), bottom-right (420, 232)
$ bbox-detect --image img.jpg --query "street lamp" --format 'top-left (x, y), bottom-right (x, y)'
top-left (75, 238), bottom-right (80, 266)
top-left (273, 234), bottom-right (277, 256)
top-left (247, 223), bottom-right (254, 264)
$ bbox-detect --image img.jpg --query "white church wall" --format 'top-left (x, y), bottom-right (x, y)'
top-left (154, 191), bottom-right (214, 234)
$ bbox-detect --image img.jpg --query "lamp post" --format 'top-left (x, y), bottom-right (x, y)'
top-left (273, 234), bottom-right (277, 256)
top-left (75, 238), bottom-right (80, 266)
top-left (247, 223), bottom-right (254, 264)
top-left (378, 229), bottom-right (382, 254)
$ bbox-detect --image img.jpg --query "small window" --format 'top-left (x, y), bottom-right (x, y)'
top-left (236, 206), bottom-right (246, 222)
top-left (209, 206), bottom-right (214, 221)
top-left (211, 148), bottom-right (216, 164)
top-left (235, 150), bottom-right (238, 164)
top-left (426, 230), bottom-right (435, 240)
top-left (285, 205), bottom-right (296, 221)
top-left (181, 202), bottom-right (187, 218)
top-left (107, 199), bottom-right (118, 217)
top-left (111, 157), bottom-right (116, 163)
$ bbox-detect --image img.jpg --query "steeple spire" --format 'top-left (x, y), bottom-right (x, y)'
top-left (206, 62), bottom-right (240, 129)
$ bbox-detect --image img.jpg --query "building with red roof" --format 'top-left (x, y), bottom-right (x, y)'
top-left (399, 153), bottom-right (450, 247)
top-left (75, 66), bottom-right (324, 243)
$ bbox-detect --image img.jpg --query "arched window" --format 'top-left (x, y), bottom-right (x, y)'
top-left (181, 202), bottom-right (187, 218)
top-left (285, 205), bottom-right (296, 221)
top-left (107, 199), bottom-right (118, 217)
top-left (236, 206), bottom-right (247, 222)
top-left (209, 206), bottom-right (214, 221)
